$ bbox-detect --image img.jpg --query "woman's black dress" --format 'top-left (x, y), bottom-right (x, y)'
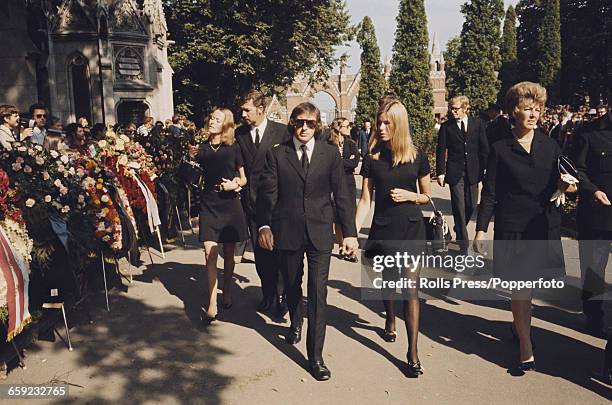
top-left (197, 142), bottom-right (248, 243)
top-left (330, 136), bottom-right (360, 221)
top-left (361, 148), bottom-right (430, 257)
top-left (476, 130), bottom-right (565, 281)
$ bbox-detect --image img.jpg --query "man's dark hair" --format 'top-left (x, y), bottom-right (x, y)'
top-left (172, 113), bottom-right (182, 124)
top-left (240, 89), bottom-right (266, 109)
top-left (92, 123), bottom-right (106, 141)
top-left (487, 102), bottom-right (502, 113)
top-left (29, 102), bottom-right (47, 115)
top-left (288, 102), bottom-right (323, 138)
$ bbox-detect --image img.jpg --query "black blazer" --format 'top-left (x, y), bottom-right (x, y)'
top-left (476, 130), bottom-right (561, 233)
top-left (572, 113), bottom-right (612, 231)
top-left (436, 117), bottom-right (489, 185)
top-left (256, 138), bottom-right (358, 251)
top-left (235, 120), bottom-right (290, 216)
top-left (486, 115), bottom-right (512, 147)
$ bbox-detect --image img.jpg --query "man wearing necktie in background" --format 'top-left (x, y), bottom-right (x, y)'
top-left (436, 95), bottom-right (489, 253)
top-left (236, 90), bottom-right (291, 316)
top-left (256, 102), bottom-right (358, 381)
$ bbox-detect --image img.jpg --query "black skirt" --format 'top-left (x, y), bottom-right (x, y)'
top-left (364, 213), bottom-right (427, 258)
top-left (493, 226), bottom-right (565, 281)
top-left (199, 190), bottom-right (248, 243)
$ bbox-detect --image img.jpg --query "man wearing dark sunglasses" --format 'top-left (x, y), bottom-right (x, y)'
top-left (29, 102), bottom-right (48, 145)
top-left (256, 102), bottom-right (358, 381)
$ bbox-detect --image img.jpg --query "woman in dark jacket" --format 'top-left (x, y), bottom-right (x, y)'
top-left (329, 117), bottom-right (360, 261)
top-left (474, 82), bottom-right (571, 373)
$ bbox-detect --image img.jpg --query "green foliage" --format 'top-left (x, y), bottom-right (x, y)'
top-left (516, 0), bottom-right (543, 83)
top-left (498, 6), bottom-right (518, 105)
top-left (165, 0), bottom-right (352, 122)
top-left (388, 0), bottom-right (435, 147)
top-left (537, 0), bottom-right (562, 104)
top-left (454, 0), bottom-right (505, 114)
top-left (354, 16), bottom-right (386, 129)
top-left (443, 36), bottom-right (461, 98)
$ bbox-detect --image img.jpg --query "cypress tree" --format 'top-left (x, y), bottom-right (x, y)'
top-left (454, 0), bottom-right (505, 114)
top-left (443, 36), bottom-right (461, 98)
top-left (354, 16), bottom-right (386, 129)
top-left (516, 0), bottom-right (543, 83)
top-left (498, 6), bottom-right (518, 105)
top-left (537, 0), bottom-right (561, 104)
top-left (388, 0), bottom-right (434, 146)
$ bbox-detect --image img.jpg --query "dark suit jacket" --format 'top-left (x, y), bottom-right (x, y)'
top-left (572, 113), bottom-right (612, 231)
top-left (329, 135), bottom-right (360, 194)
top-left (436, 117), bottom-right (489, 185)
top-left (486, 115), bottom-right (511, 147)
top-left (476, 130), bottom-right (561, 233)
top-left (358, 129), bottom-right (371, 155)
top-left (235, 120), bottom-right (289, 216)
top-left (256, 138), bottom-right (357, 251)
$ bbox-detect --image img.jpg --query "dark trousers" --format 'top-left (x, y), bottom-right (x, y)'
top-left (248, 217), bottom-right (281, 299)
top-left (577, 228), bottom-right (612, 323)
top-left (449, 175), bottom-right (478, 246)
top-left (278, 232), bottom-right (331, 363)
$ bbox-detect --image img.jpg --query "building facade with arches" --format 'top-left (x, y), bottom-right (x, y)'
top-left (0, 0), bottom-right (173, 125)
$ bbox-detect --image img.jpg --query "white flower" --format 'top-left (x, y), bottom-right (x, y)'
top-left (44, 195), bottom-right (52, 203)
top-left (60, 155), bottom-right (69, 164)
top-left (34, 145), bottom-right (43, 152)
top-left (50, 150), bottom-right (59, 158)
top-left (54, 179), bottom-right (63, 188)
top-left (35, 156), bottom-right (45, 166)
top-left (11, 163), bottom-right (22, 172)
top-left (59, 187), bottom-right (68, 196)
top-left (115, 141), bottom-right (125, 151)
top-left (102, 235), bottom-right (111, 242)
top-left (68, 167), bottom-right (75, 176)
top-left (111, 241), bottom-right (122, 250)
top-left (43, 171), bottom-right (50, 181)
top-left (97, 222), bottom-right (106, 231)
top-left (25, 198), bottom-right (35, 208)
top-left (57, 163), bottom-right (65, 171)
top-left (17, 146), bottom-right (27, 152)
top-left (78, 195), bottom-right (85, 204)
top-left (61, 205), bottom-right (70, 213)
top-left (76, 168), bottom-right (85, 177)
top-left (27, 148), bottom-right (36, 156)
top-left (98, 140), bottom-right (107, 148)
top-left (23, 165), bottom-right (32, 173)
top-left (101, 195), bottom-right (110, 203)
top-left (118, 155), bottom-right (128, 166)
top-left (120, 135), bottom-right (130, 143)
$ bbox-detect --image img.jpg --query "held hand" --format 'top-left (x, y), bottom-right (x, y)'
top-left (342, 237), bottom-right (359, 256)
top-left (472, 231), bottom-right (487, 255)
top-left (220, 178), bottom-right (239, 192)
top-left (21, 127), bottom-right (33, 139)
top-left (437, 174), bottom-right (445, 187)
top-left (594, 190), bottom-right (612, 206)
top-left (390, 188), bottom-right (417, 203)
top-left (258, 228), bottom-right (274, 251)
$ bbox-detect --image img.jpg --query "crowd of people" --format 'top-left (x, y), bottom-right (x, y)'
top-left (1, 83), bottom-right (610, 384)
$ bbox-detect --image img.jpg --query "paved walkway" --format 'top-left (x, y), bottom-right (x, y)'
top-left (1, 182), bottom-right (611, 404)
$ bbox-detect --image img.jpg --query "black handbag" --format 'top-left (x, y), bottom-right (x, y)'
top-left (423, 196), bottom-right (452, 253)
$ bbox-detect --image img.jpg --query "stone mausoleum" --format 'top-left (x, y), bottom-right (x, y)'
top-left (1, 0), bottom-right (173, 125)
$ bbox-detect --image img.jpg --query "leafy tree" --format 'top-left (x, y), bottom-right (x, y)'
top-left (388, 0), bottom-right (434, 147)
top-left (454, 0), bottom-right (505, 114)
top-left (443, 36), bottom-right (461, 98)
top-left (516, 0), bottom-right (543, 83)
top-left (498, 5), bottom-right (518, 105)
top-left (164, 0), bottom-right (352, 121)
top-left (354, 16), bottom-right (386, 129)
top-left (537, 0), bottom-right (561, 104)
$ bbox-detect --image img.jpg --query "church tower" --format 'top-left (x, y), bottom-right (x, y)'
top-left (429, 33), bottom-right (448, 119)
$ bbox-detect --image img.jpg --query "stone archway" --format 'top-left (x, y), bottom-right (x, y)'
top-left (282, 65), bottom-right (361, 124)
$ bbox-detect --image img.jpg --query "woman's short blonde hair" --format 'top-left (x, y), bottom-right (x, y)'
top-left (369, 99), bottom-right (417, 166)
top-left (505, 81), bottom-right (547, 113)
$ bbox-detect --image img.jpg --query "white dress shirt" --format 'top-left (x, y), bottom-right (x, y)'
top-left (456, 116), bottom-right (468, 133)
top-left (251, 117), bottom-right (268, 144)
top-left (293, 136), bottom-right (315, 163)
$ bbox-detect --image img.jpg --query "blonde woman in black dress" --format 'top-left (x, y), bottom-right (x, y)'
top-left (355, 100), bottom-right (431, 377)
top-left (189, 108), bottom-right (248, 323)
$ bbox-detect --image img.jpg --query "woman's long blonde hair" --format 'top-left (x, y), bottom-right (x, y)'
top-left (369, 100), bottom-right (417, 165)
top-left (203, 107), bottom-right (236, 145)
top-left (329, 117), bottom-right (348, 146)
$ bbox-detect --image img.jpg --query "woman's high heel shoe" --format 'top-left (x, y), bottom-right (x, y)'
top-left (406, 355), bottom-right (424, 378)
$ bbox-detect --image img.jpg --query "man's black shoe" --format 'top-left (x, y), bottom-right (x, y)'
top-left (310, 360), bottom-right (331, 381)
top-left (286, 325), bottom-right (302, 345)
top-left (276, 294), bottom-right (289, 318)
top-left (257, 296), bottom-right (274, 312)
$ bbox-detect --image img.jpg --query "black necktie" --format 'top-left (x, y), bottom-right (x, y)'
top-left (300, 144), bottom-right (309, 172)
top-left (460, 120), bottom-right (466, 135)
top-left (255, 128), bottom-right (260, 149)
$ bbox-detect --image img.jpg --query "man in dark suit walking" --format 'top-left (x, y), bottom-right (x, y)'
top-left (572, 107), bottom-right (612, 383)
top-left (485, 102), bottom-right (511, 146)
top-left (436, 95), bottom-right (489, 252)
top-left (236, 90), bottom-right (291, 316)
top-left (256, 102), bottom-right (358, 381)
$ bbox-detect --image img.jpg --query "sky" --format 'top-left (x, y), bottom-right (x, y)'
top-left (314, 0), bottom-right (519, 117)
